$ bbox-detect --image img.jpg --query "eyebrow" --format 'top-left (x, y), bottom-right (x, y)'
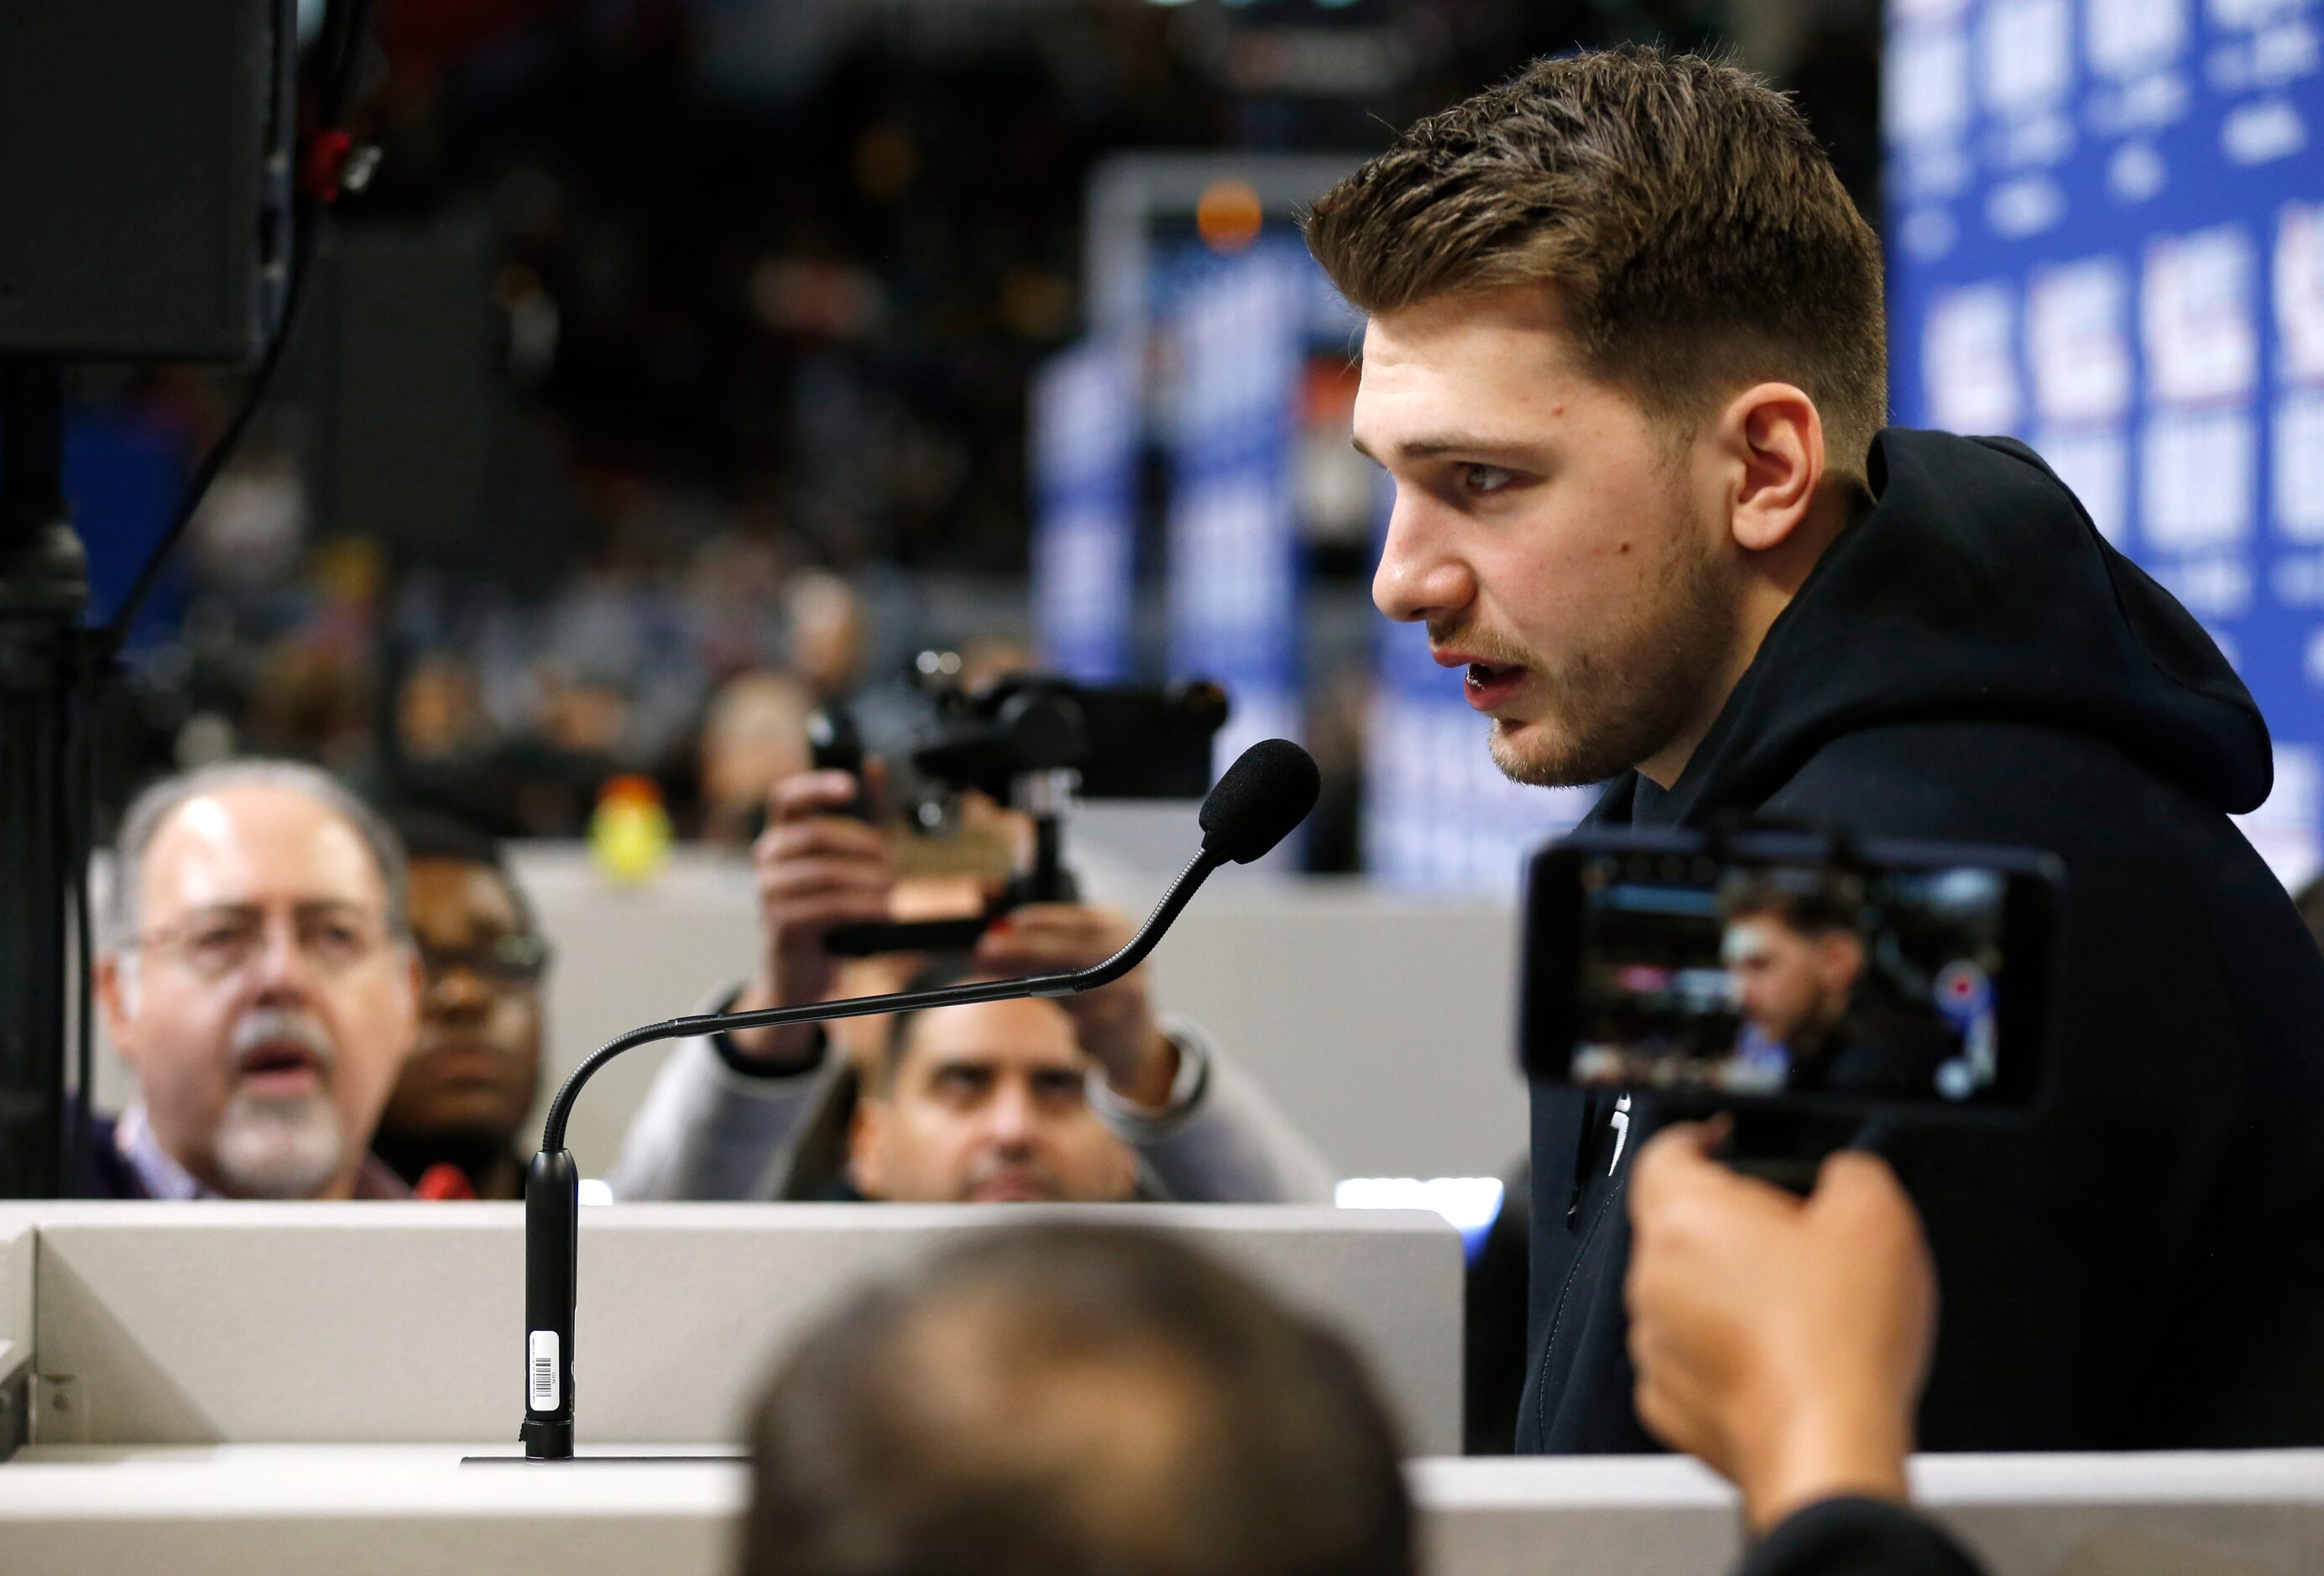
top-left (1350, 433), bottom-right (1543, 464)
top-left (173, 898), bottom-right (374, 922)
top-left (922, 1056), bottom-right (1084, 1084)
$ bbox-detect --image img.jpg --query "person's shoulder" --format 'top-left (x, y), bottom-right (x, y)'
top-left (1765, 718), bottom-right (2198, 846)
top-left (74, 1113), bottom-right (150, 1200)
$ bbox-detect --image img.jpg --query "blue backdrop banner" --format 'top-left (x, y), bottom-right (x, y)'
top-left (1887, 0), bottom-right (2324, 882)
top-left (1163, 244), bottom-right (1309, 772)
top-left (1030, 336), bottom-right (1139, 683)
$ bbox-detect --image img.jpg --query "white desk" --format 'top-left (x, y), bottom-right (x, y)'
top-left (0, 1202), bottom-right (1462, 1455)
top-left (7, 1447), bottom-right (2320, 1576)
top-left (3, 1445), bottom-right (739, 1575)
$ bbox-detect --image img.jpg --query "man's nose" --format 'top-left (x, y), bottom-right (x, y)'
top-left (983, 1083), bottom-right (1041, 1150)
top-left (248, 918), bottom-right (316, 998)
top-left (1371, 495), bottom-right (1473, 626)
top-left (426, 965), bottom-right (492, 1021)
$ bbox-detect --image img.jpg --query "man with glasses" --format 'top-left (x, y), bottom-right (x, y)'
top-left (82, 760), bottom-right (421, 1200)
top-left (371, 810), bottom-right (552, 1200)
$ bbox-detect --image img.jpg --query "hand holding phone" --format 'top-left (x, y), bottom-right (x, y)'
top-left (724, 766), bottom-right (896, 1066)
top-left (1627, 1119), bottom-right (1935, 1533)
top-left (806, 707), bottom-right (875, 822)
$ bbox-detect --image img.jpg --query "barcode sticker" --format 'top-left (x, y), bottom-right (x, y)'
top-left (529, 1330), bottom-right (560, 1412)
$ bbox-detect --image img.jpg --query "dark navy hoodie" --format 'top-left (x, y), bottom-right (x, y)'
top-left (1517, 428), bottom-right (2324, 1454)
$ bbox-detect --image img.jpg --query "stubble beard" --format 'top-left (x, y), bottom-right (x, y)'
top-left (1488, 519), bottom-right (1742, 790)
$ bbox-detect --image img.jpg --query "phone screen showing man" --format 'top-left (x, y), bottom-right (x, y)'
top-left (1524, 834), bottom-right (2060, 1115)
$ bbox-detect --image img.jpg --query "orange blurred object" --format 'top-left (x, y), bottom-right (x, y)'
top-left (1196, 179), bottom-right (1265, 254)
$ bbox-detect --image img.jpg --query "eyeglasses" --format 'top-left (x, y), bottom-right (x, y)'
top-left (419, 933), bottom-right (552, 990)
top-left (132, 903), bottom-right (400, 983)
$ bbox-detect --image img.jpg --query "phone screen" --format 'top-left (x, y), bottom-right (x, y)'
top-left (1524, 835), bottom-right (2059, 1113)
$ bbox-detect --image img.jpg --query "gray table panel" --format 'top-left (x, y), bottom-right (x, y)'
top-left (14, 1202), bottom-right (1460, 1454)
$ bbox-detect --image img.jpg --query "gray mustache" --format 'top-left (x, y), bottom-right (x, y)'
top-left (228, 1008), bottom-right (337, 1075)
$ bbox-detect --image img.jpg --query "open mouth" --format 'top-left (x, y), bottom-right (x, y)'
top-left (1463, 661), bottom-right (1527, 710)
top-left (235, 1041), bottom-right (325, 1093)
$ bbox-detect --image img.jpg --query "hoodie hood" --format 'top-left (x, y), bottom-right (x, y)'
top-left (1653, 427), bottom-right (2272, 820)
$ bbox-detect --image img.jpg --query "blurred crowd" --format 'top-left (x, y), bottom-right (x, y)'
top-left (72, 749), bottom-right (1992, 1576)
top-left (81, 0), bottom-right (1877, 855)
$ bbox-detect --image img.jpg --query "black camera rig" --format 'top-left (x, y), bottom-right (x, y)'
top-left (812, 666), bottom-right (1230, 957)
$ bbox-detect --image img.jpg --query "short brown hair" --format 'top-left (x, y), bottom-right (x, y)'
top-left (1720, 870), bottom-right (1862, 937)
top-left (742, 1224), bottom-right (1415, 1576)
top-left (1305, 45), bottom-right (1888, 481)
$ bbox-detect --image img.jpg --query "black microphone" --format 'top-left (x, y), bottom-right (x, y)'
top-left (516, 738), bottom-right (1319, 1460)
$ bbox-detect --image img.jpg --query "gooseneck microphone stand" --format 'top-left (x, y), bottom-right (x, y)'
top-left (518, 848), bottom-right (1219, 1460)
top-left (510, 722), bottom-right (1329, 1463)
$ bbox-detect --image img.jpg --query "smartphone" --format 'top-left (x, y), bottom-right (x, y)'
top-left (805, 707), bottom-right (875, 822)
top-left (1520, 827), bottom-right (2064, 1119)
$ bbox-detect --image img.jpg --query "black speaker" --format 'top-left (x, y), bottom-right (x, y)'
top-left (0, 0), bottom-right (295, 362)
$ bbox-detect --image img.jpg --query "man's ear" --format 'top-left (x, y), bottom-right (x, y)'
top-left (1819, 932), bottom-right (1867, 992)
top-left (1719, 383), bottom-right (1825, 554)
top-left (847, 1093), bottom-right (889, 1200)
top-left (97, 953), bottom-right (140, 1072)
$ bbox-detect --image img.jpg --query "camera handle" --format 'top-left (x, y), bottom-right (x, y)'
top-left (1712, 1107), bottom-right (1837, 1195)
top-left (1653, 1086), bottom-right (1890, 1197)
top-left (1000, 767), bottom-right (1080, 907)
top-left (824, 769), bottom-right (1082, 958)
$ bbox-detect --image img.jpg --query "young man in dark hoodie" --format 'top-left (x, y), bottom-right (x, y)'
top-left (1307, 45), bottom-right (2324, 1454)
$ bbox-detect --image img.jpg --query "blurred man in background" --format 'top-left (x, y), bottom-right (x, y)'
top-left (845, 982), bottom-right (1151, 1204)
top-left (1721, 884), bottom-right (1864, 1066)
top-left (784, 571), bottom-right (870, 706)
top-left (82, 761), bottom-right (420, 1201)
top-left (372, 810), bottom-right (551, 1200)
top-left (696, 670), bottom-right (817, 846)
top-left (740, 1224), bottom-right (1416, 1576)
top-left (609, 765), bottom-right (1334, 1204)
top-left (1719, 881), bottom-right (1955, 1101)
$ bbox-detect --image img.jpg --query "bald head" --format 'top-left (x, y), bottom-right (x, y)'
top-left (744, 1224), bottom-right (1414, 1576)
top-left (107, 759), bottom-right (407, 950)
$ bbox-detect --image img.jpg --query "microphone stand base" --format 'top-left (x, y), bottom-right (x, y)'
top-left (463, 1452), bottom-right (743, 1467)
top-left (518, 1417), bottom-right (573, 1459)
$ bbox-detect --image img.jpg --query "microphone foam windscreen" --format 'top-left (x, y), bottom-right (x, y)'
top-left (1199, 739), bottom-right (1321, 864)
